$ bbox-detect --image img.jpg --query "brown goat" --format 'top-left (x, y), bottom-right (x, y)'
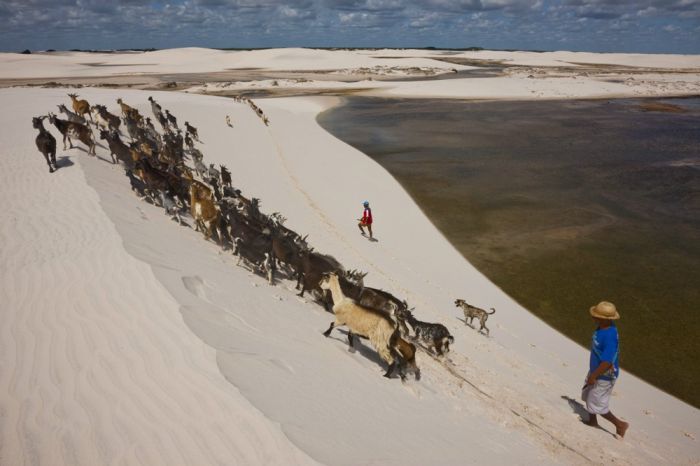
top-left (48, 113), bottom-right (95, 156)
top-left (190, 182), bottom-right (222, 245)
top-left (67, 93), bottom-right (92, 122)
top-left (116, 98), bottom-right (135, 117)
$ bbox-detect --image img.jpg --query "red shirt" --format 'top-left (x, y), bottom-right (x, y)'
top-left (362, 207), bottom-right (372, 224)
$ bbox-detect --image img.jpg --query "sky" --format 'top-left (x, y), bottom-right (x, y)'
top-left (1, 0), bottom-right (698, 54)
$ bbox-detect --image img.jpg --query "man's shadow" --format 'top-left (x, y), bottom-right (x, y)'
top-left (561, 395), bottom-right (616, 437)
top-left (561, 395), bottom-right (589, 421)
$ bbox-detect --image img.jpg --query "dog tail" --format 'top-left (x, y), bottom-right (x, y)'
top-left (488, 308), bottom-right (496, 315)
top-left (447, 335), bottom-right (454, 343)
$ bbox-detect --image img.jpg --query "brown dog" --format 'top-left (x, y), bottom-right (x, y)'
top-left (455, 299), bottom-right (495, 336)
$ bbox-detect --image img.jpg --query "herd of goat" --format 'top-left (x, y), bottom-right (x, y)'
top-left (31, 92), bottom-right (497, 381)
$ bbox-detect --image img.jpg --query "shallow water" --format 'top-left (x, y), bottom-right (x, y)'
top-left (318, 97), bottom-right (700, 408)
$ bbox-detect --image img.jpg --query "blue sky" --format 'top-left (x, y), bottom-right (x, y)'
top-left (1, 0), bottom-right (698, 54)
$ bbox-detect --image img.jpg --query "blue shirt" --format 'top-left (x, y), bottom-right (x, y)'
top-left (589, 324), bottom-right (620, 380)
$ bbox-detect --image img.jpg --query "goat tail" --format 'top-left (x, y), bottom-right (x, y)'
top-left (488, 308), bottom-right (496, 315)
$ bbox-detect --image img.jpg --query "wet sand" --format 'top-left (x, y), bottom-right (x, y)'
top-left (318, 96), bottom-right (700, 408)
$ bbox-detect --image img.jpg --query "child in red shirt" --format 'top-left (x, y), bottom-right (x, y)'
top-left (358, 201), bottom-right (373, 239)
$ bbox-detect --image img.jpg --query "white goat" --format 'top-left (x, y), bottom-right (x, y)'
top-left (91, 105), bottom-right (110, 131)
top-left (320, 272), bottom-right (401, 378)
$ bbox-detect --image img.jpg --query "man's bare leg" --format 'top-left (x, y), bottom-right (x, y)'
top-left (367, 225), bottom-right (373, 239)
top-left (602, 411), bottom-right (629, 438)
top-left (358, 223), bottom-right (366, 235)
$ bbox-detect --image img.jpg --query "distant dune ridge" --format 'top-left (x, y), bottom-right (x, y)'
top-left (1, 48), bottom-right (699, 465)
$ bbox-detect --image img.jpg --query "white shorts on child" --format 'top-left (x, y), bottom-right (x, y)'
top-left (582, 378), bottom-right (615, 415)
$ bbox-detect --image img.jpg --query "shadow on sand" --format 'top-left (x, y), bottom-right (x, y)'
top-left (55, 155), bottom-right (74, 169)
top-left (325, 328), bottom-right (397, 377)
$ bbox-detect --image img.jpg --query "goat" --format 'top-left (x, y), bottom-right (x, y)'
top-left (48, 113), bottom-right (95, 156)
top-left (336, 281), bottom-right (411, 338)
top-left (116, 98), bottom-right (136, 118)
top-left (133, 158), bottom-right (188, 207)
top-left (348, 330), bottom-right (420, 381)
top-left (48, 113), bottom-right (75, 150)
top-left (193, 157), bottom-right (207, 179)
top-left (220, 165), bottom-right (232, 187)
top-left (337, 275), bottom-right (412, 339)
top-left (207, 163), bottom-right (220, 181)
top-left (148, 96), bottom-right (162, 119)
top-left (125, 169), bottom-right (146, 197)
top-left (184, 121), bottom-right (200, 142)
top-left (156, 111), bottom-right (169, 131)
top-left (269, 229), bottom-right (307, 278)
top-left (99, 130), bottom-right (132, 166)
top-left (404, 310), bottom-right (454, 356)
top-left (189, 182), bottom-right (222, 245)
top-left (91, 105), bottom-right (110, 132)
top-left (320, 272), bottom-right (405, 379)
top-left (455, 299), bottom-right (496, 336)
top-left (296, 249), bottom-right (344, 305)
top-left (232, 238), bottom-right (274, 284)
top-left (92, 105), bottom-right (121, 133)
top-left (220, 201), bottom-right (266, 244)
top-left (189, 147), bottom-right (204, 163)
top-left (184, 132), bottom-right (194, 150)
top-left (32, 116), bottom-right (57, 172)
top-left (160, 190), bottom-right (182, 225)
top-left (123, 114), bottom-right (141, 142)
top-left (165, 109), bottom-right (178, 129)
top-left (67, 93), bottom-right (92, 122)
top-left (57, 104), bottom-right (86, 126)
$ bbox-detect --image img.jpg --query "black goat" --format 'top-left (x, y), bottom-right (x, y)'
top-left (99, 130), bottom-right (132, 166)
top-left (32, 116), bottom-right (57, 173)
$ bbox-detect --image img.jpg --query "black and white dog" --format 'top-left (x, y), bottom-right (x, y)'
top-left (403, 310), bottom-right (454, 356)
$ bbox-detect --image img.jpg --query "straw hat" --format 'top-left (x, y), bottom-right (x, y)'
top-left (589, 301), bottom-right (620, 320)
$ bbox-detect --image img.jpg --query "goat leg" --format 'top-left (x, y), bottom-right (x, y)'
top-left (383, 361), bottom-right (397, 379)
top-left (40, 152), bottom-right (53, 172)
top-left (322, 322), bottom-right (335, 337)
top-left (435, 339), bottom-right (444, 356)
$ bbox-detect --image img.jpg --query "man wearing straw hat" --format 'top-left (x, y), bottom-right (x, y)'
top-left (582, 301), bottom-right (629, 438)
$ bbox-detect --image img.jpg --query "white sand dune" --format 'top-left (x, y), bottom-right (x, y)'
top-left (2, 47), bottom-right (700, 80)
top-left (2, 49), bottom-right (700, 465)
top-left (0, 47), bottom-right (471, 79)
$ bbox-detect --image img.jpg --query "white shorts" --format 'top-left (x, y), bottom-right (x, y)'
top-left (582, 378), bottom-right (615, 415)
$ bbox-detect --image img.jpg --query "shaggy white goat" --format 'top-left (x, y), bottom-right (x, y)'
top-left (320, 272), bottom-right (400, 378)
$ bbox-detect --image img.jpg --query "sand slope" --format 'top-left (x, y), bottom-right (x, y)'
top-left (0, 89), bottom-right (317, 465)
top-left (2, 85), bottom-right (698, 465)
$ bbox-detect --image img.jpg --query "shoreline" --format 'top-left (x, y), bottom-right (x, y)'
top-left (317, 95), bottom-right (700, 408)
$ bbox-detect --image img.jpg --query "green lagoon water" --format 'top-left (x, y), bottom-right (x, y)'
top-left (318, 97), bottom-right (700, 408)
